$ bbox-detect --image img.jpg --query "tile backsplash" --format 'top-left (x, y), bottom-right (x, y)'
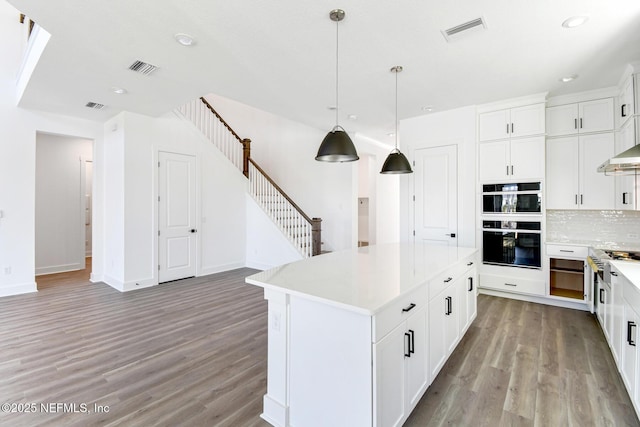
top-left (546, 210), bottom-right (640, 250)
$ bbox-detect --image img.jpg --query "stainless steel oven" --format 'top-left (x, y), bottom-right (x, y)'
top-left (482, 220), bottom-right (541, 268)
top-left (482, 182), bottom-right (541, 214)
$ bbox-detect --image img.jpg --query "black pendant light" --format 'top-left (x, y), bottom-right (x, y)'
top-left (381, 66), bottom-right (413, 174)
top-left (315, 9), bottom-right (359, 163)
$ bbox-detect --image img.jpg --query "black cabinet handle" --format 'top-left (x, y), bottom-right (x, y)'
top-left (506, 123), bottom-right (510, 134)
top-left (444, 277), bottom-right (453, 283)
top-left (611, 271), bottom-right (618, 277)
top-left (404, 332), bottom-right (411, 357)
top-left (580, 118), bottom-right (583, 129)
top-left (511, 123), bottom-right (514, 133)
top-left (622, 104), bottom-right (628, 118)
top-left (574, 118), bottom-right (577, 129)
top-left (623, 192), bottom-right (629, 205)
top-left (445, 296), bottom-right (452, 315)
top-left (511, 165), bottom-right (514, 175)
top-left (468, 277), bottom-right (474, 292)
top-left (599, 288), bottom-right (605, 304)
top-left (190, 229), bottom-right (197, 233)
top-left (409, 329), bottom-right (415, 354)
top-left (580, 194), bottom-right (583, 205)
top-left (628, 321), bottom-right (636, 346)
top-left (402, 303), bottom-right (416, 313)
top-left (467, 261), bottom-right (474, 266)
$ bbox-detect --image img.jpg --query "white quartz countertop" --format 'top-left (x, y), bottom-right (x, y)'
top-left (611, 260), bottom-right (640, 290)
top-left (246, 243), bottom-right (478, 316)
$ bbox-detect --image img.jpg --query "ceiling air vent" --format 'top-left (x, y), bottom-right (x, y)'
top-left (128, 60), bottom-right (159, 75)
top-left (85, 102), bottom-right (105, 110)
top-left (441, 17), bottom-right (487, 42)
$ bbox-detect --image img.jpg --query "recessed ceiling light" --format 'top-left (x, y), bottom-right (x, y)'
top-left (421, 106), bottom-right (434, 112)
top-left (174, 33), bottom-right (195, 46)
top-left (111, 87), bottom-right (127, 94)
top-left (387, 132), bottom-right (395, 137)
top-left (348, 114), bottom-right (357, 120)
top-left (562, 16), bottom-right (589, 28)
top-left (560, 74), bottom-right (578, 83)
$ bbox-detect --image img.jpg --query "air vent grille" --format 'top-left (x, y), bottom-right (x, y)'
top-left (128, 60), bottom-right (159, 75)
top-left (85, 102), bottom-right (105, 110)
top-left (442, 17), bottom-right (487, 42)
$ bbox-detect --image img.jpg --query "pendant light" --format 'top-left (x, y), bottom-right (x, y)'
top-left (381, 66), bottom-right (413, 174)
top-left (315, 9), bottom-right (359, 163)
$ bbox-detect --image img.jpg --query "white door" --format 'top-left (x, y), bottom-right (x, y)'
top-left (478, 109), bottom-right (510, 141)
top-left (510, 104), bottom-right (545, 138)
top-left (579, 133), bottom-right (615, 210)
top-left (510, 136), bottom-right (545, 181)
top-left (579, 98), bottom-right (614, 133)
top-left (478, 140), bottom-right (509, 182)
top-left (158, 152), bottom-right (197, 283)
top-left (415, 145), bottom-right (458, 246)
top-left (546, 136), bottom-right (580, 209)
top-left (546, 104), bottom-right (578, 137)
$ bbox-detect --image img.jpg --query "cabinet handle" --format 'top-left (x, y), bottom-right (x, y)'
top-left (510, 165), bottom-right (514, 175)
top-left (629, 322), bottom-right (637, 346)
top-left (623, 192), bottom-right (629, 205)
top-left (559, 249), bottom-right (575, 253)
top-left (580, 118), bottom-right (583, 129)
top-left (611, 271), bottom-right (618, 277)
top-left (467, 261), bottom-right (474, 266)
top-left (402, 303), bottom-right (416, 313)
top-left (506, 165), bottom-right (509, 176)
top-left (409, 329), bottom-right (415, 354)
top-left (505, 283), bottom-right (517, 287)
top-left (506, 123), bottom-right (510, 134)
top-left (580, 194), bottom-right (583, 205)
top-left (404, 332), bottom-right (411, 357)
top-left (575, 194), bottom-right (578, 205)
top-left (445, 296), bottom-right (452, 315)
top-left (599, 288), bottom-right (605, 304)
top-left (468, 277), bottom-right (474, 292)
top-left (622, 104), bottom-right (627, 118)
top-left (511, 123), bottom-right (514, 133)
top-left (444, 277), bottom-right (453, 283)
top-left (574, 118), bottom-right (577, 129)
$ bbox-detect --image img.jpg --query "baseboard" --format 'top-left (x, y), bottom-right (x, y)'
top-left (479, 287), bottom-right (590, 311)
top-left (103, 274), bottom-right (125, 292)
top-left (200, 262), bottom-right (246, 276)
top-left (35, 262), bottom-right (84, 276)
top-left (0, 282), bottom-right (37, 297)
top-left (245, 261), bottom-right (274, 271)
top-left (89, 273), bottom-right (103, 283)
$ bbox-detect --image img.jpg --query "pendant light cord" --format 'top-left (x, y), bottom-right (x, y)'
top-left (395, 67), bottom-right (398, 150)
top-left (335, 17), bottom-right (340, 128)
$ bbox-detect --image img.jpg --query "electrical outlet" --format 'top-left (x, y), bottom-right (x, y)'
top-left (628, 233), bottom-right (639, 239)
top-left (272, 312), bottom-right (281, 331)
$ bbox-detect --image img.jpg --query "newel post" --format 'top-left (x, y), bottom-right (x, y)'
top-left (311, 218), bottom-right (322, 256)
top-left (242, 138), bottom-right (251, 178)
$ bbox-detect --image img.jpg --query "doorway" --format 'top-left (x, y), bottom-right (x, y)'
top-left (357, 154), bottom-right (376, 247)
top-left (158, 151), bottom-right (197, 283)
top-left (35, 132), bottom-right (93, 285)
top-left (414, 145), bottom-right (458, 246)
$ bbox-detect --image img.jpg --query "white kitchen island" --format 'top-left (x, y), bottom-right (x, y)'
top-left (246, 243), bottom-right (478, 427)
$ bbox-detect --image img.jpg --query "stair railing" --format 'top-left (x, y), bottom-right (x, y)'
top-left (177, 97), bottom-right (321, 257)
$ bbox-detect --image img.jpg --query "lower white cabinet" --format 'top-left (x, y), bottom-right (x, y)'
top-left (374, 306), bottom-right (428, 427)
top-left (623, 298), bottom-right (639, 411)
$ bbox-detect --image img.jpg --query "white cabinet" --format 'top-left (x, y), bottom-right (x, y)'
top-left (374, 305), bottom-right (427, 427)
top-left (546, 98), bottom-right (614, 137)
top-left (546, 133), bottom-right (615, 209)
top-left (479, 103), bottom-right (545, 142)
top-left (479, 136), bottom-right (545, 182)
top-left (428, 260), bottom-right (477, 381)
top-left (615, 118), bottom-right (638, 210)
top-left (610, 268), bottom-right (624, 366)
top-left (622, 274), bottom-right (640, 414)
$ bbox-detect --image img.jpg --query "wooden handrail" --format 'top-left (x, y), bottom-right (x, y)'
top-left (199, 97), bottom-right (243, 143)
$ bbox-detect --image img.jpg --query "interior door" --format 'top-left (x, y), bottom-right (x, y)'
top-left (158, 151), bottom-right (197, 283)
top-left (414, 145), bottom-right (458, 246)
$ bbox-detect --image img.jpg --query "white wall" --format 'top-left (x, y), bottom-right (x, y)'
top-left (0, 0), bottom-right (104, 297)
top-left (401, 106), bottom-right (477, 248)
top-left (35, 133), bottom-right (92, 275)
top-left (203, 94), bottom-right (356, 252)
top-left (101, 110), bottom-right (248, 291)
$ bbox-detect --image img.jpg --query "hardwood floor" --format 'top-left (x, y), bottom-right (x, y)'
top-left (2, 267), bottom-right (638, 426)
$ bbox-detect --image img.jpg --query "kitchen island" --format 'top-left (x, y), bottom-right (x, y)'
top-left (246, 243), bottom-right (478, 427)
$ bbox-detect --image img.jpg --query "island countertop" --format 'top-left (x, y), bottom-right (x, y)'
top-left (246, 242), bottom-right (478, 316)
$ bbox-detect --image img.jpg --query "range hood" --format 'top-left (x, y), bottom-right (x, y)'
top-left (597, 144), bottom-right (640, 173)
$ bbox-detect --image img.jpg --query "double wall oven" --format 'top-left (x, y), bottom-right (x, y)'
top-left (482, 182), bottom-right (542, 269)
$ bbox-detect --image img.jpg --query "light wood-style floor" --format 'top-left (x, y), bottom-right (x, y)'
top-left (2, 266), bottom-right (638, 426)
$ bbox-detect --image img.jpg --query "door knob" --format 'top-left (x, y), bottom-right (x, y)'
top-left (446, 233), bottom-right (456, 238)
top-left (190, 229), bottom-right (197, 233)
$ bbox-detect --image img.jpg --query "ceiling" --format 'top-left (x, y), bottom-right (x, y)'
top-left (7, 0), bottom-right (640, 144)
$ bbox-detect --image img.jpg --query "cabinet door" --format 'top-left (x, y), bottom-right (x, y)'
top-left (546, 136), bottom-right (580, 209)
top-left (428, 295), bottom-right (447, 381)
top-left (546, 104), bottom-right (579, 137)
top-left (622, 302), bottom-right (638, 403)
top-left (620, 77), bottom-right (635, 127)
top-left (510, 104), bottom-right (545, 138)
top-left (579, 133), bottom-right (615, 210)
top-left (615, 119), bottom-right (637, 210)
top-left (479, 109), bottom-right (510, 142)
top-left (479, 140), bottom-right (509, 182)
top-left (406, 307), bottom-right (428, 410)
top-left (579, 98), bottom-right (614, 133)
top-left (374, 324), bottom-right (406, 427)
top-left (597, 280), bottom-right (606, 329)
top-left (444, 291), bottom-right (459, 354)
top-left (611, 271), bottom-right (624, 366)
top-left (510, 136), bottom-right (545, 181)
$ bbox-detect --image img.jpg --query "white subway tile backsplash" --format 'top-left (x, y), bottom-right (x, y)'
top-left (546, 210), bottom-right (640, 250)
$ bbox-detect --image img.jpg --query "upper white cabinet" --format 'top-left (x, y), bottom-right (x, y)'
top-left (546, 133), bottom-right (615, 209)
top-left (619, 75), bottom-right (637, 128)
top-left (479, 103), bottom-right (545, 142)
top-left (479, 136), bottom-right (544, 182)
top-left (546, 98), bottom-right (614, 137)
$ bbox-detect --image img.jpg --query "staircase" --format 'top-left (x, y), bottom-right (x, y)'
top-left (177, 97), bottom-right (321, 258)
